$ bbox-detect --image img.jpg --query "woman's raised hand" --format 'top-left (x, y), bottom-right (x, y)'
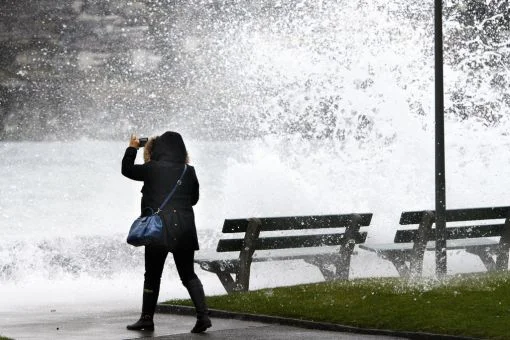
top-left (129, 134), bottom-right (140, 149)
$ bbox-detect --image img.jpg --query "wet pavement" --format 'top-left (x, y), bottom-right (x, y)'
top-left (153, 324), bottom-right (405, 340)
top-left (0, 305), bottom-right (407, 340)
top-left (0, 307), bottom-right (259, 340)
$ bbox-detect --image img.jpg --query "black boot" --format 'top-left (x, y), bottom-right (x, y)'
top-left (127, 284), bottom-right (160, 331)
top-left (126, 314), bottom-right (154, 331)
top-left (185, 278), bottom-right (212, 333)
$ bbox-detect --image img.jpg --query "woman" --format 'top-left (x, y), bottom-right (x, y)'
top-left (121, 131), bottom-right (212, 333)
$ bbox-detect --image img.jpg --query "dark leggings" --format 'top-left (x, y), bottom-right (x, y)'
top-left (144, 245), bottom-right (198, 288)
top-left (141, 245), bottom-right (199, 316)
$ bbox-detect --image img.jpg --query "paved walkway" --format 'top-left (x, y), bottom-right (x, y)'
top-left (153, 324), bottom-right (404, 340)
top-left (0, 306), bottom-right (406, 340)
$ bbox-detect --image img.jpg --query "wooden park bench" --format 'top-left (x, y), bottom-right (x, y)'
top-left (194, 213), bottom-right (372, 293)
top-left (360, 206), bottom-right (510, 278)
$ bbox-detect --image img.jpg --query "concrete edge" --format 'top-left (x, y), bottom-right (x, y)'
top-left (156, 304), bottom-right (480, 340)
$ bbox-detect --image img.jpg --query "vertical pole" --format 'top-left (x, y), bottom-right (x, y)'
top-left (435, 0), bottom-right (447, 277)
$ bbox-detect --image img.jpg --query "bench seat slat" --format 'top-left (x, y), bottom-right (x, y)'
top-left (400, 206), bottom-right (510, 225)
top-left (395, 224), bottom-right (505, 243)
top-left (394, 224), bottom-right (505, 243)
top-left (216, 232), bottom-right (367, 252)
top-left (196, 246), bottom-right (351, 264)
top-left (222, 214), bottom-right (372, 233)
top-left (360, 237), bottom-right (499, 253)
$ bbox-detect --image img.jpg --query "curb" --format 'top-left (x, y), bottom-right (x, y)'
top-left (156, 304), bottom-right (480, 340)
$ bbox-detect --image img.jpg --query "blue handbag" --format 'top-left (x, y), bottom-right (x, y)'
top-left (127, 165), bottom-right (188, 247)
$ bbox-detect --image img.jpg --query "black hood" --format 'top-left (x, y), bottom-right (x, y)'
top-left (151, 131), bottom-right (187, 163)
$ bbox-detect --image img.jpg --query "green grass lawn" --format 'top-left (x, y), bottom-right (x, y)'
top-left (165, 272), bottom-right (510, 339)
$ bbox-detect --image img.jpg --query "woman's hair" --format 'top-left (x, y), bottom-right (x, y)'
top-left (143, 136), bottom-right (157, 163)
top-left (146, 131), bottom-right (190, 164)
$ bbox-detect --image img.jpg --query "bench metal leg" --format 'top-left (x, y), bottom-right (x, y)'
top-left (496, 245), bottom-right (509, 271)
top-left (335, 214), bottom-right (362, 280)
top-left (304, 256), bottom-right (337, 281)
top-left (336, 245), bottom-right (354, 280)
top-left (319, 268), bottom-right (337, 281)
top-left (409, 211), bottom-right (434, 278)
top-left (304, 214), bottom-right (362, 281)
top-left (203, 219), bottom-right (262, 294)
top-left (198, 262), bottom-right (238, 294)
top-left (409, 250), bottom-right (425, 278)
top-left (466, 247), bottom-right (496, 271)
top-left (382, 251), bottom-right (410, 277)
top-left (495, 216), bottom-right (510, 271)
top-left (235, 218), bottom-right (262, 292)
top-left (216, 270), bottom-right (238, 293)
top-left (306, 253), bottom-right (352, 280)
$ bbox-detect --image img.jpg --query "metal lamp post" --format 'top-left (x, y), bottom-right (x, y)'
top-left (435, 0), bottom-right (447, 277)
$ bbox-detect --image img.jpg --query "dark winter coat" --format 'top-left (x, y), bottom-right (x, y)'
top-left (121, 140), bottom-right (200, 252)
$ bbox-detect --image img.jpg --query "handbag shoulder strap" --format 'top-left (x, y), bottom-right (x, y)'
top-left (156, 164), bottom-right (188, 214)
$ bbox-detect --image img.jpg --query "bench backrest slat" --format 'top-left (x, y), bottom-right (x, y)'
top-left (395, 224), bottom-right (505, 243)
top-left (400, 206), bottom-right (510, 225)
top-left (222, 214), bottom-right (372, 233)
top-left (217, 232), bottom-right (368, 252)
